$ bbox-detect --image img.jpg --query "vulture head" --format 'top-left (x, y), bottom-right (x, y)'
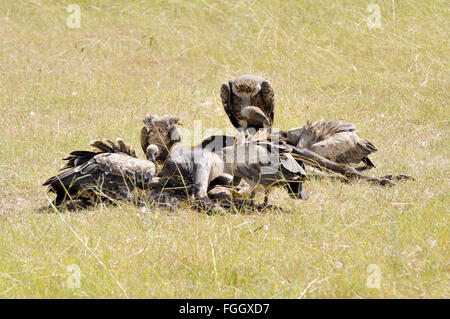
top-left (141, 114), bottom-right (181, 163)
top-left (231, 77), bottom-right (262, 108)
top-left (145, 144), bottom-right (159, 163)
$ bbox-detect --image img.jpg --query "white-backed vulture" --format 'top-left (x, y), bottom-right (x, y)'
top-left (220, 75), bottom-right (275, 131)
top-left (140, 114), bottom-right (182, 163)
top-left (286, 119), bottom-right (377, 170)
top-left (43, 139), bottom-right (157, 207)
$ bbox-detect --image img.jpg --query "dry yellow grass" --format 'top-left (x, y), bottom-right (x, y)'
top-left (0, 0), bottom-right (448, 298)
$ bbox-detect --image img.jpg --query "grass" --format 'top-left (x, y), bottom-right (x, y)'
top-left (0, 0), bottom-right (448, 298)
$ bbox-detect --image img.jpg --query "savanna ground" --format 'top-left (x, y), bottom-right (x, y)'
top-left (0, 0), bottom-right (448, 298)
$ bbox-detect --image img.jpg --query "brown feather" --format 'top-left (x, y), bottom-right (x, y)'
top-left (221, 75), bottom-right (275, 130)
top-left (287, 119), bottom-right (376, 165)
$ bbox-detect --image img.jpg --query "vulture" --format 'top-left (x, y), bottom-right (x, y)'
top-left (220, 75), bottom-right (275, 131)
top-left (222, 130), bottom-right (309, 206)
top-left (140, 114), bottom-right (182, 164)
top-left (43, 139), bottom-right (158, 207)
top-left (286, 119), bottom-right (377, 170)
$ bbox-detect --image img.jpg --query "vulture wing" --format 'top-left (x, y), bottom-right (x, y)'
top-left (220, 81), bottom-right (240, 129)
top-left (43, 139), bottom-right (155, 206)
top-left (260, 80), bottom-right (275, 125)
top-left (140, 121), bottom-right (151, 157)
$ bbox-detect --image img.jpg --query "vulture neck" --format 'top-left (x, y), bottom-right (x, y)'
top-left (240, 96), bottom-right (251, 109)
